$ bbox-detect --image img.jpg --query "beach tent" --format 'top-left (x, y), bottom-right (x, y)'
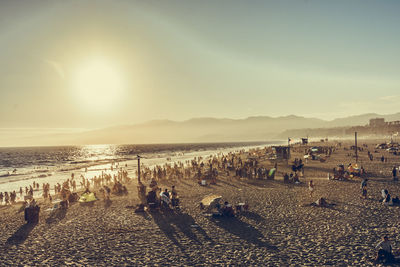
top-left (79, 192), bottom-right (97, 203)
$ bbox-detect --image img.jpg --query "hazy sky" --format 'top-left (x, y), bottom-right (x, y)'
top-left (1, 0), bottom-right (400, 129)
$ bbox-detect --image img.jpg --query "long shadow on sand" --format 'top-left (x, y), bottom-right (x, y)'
top-left (6, 223), bottom-right (37, 246)
top-left (305, 166), bottom-right (334, 174)
top-left (211, 217), bottom-right (277, 250)
top-left (104, 199), bottom-right (112, 209)
top-left (150, 210), bottom-right (213, 251)
top-left (241, 211), bottom-right (266, 223)
top-left (216, 179), bottom-right (240, 189)
top-left (243, 178), bottom-right (283, 188)
top-left (369, 179), bottom-right (399, 184)
top-left (175, 179), bottom-right (194, 188)
top-left (45, 208), bottom-right (67, 224)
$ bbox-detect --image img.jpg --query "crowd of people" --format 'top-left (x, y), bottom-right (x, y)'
top-left (0, 166), bottom-right (131, 206)
top-left (136, 147), bottom-right (281, 187)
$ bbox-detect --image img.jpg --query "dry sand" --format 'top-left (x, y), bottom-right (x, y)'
top-left (1, 139), bottom-right (400, 266)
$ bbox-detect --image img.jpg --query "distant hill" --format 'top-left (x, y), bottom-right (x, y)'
top-left (2, 112), bottom-right (400, 146)
top-left (63, 115), bottom-right (328, 145)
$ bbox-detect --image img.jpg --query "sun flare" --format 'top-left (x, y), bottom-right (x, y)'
top-left (73, 58), bottom-right (124, 111)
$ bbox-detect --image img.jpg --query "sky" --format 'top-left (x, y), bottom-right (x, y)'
top-left (0, 0), bottom-right (400, 131)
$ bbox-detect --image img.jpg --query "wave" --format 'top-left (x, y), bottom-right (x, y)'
top-left (0, 173), bottom-right (18, 178)
top-left (0, 172), bottom-right (54, 185)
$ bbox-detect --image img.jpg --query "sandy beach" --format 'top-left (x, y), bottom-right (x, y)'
top-left (1, 139), bottom-right (400, 266)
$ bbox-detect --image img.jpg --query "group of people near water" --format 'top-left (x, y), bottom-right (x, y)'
top-left (0, 182), bottom-right (36, 205)
top-left (0, 191), bottom-right (18, 205)
top-left (136, 147), bottom-right (282, 188)
top-left (0, 165), bottom-right (131, 206)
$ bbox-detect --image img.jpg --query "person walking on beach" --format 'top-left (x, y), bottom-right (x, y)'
top-left (4, 192), bottom-right (9, 205)
top-left (308, 180), bottom-right (315, 197)
top-left (360, 178), bottom-right (368, 199)
top-left (392, 166), bottom-right (398, 181)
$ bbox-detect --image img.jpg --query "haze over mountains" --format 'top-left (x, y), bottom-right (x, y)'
top-left (2, 113), bottom-right (400, 147)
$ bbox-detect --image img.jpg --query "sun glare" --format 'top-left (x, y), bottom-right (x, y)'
top-left (73, 58), bottom-right (124, 111)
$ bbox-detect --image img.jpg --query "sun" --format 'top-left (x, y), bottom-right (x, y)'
top-left (73, 58), bottom-right (124, 111)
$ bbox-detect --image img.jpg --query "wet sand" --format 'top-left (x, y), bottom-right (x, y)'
top-left (1, 139), bottom-right (400, 265)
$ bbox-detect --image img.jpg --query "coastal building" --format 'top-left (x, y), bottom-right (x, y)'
top-left (369, 118), bottom-right (386, 127)
top-left (345, 118), bottom-right (400, 136)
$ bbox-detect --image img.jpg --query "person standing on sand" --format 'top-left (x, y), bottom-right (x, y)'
top-left (360, 179), bottom-right (368, 199)
top-left (4, 192), bottom-right (9, 205)
top-left (171, 185), bottom-right (178, 207)
top-left (392, 166), bottom-right (398, 181)
top-left (308, 180), bottom-right (315, 197)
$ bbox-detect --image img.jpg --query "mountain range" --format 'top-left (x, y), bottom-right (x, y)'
top-left (2, 112), bottom-right (400, 147)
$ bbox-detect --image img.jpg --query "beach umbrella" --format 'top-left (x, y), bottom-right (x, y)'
top-left (79, 192), bottom-right (97, 203)
top-left (201, 194), bottom-right (222, 211)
